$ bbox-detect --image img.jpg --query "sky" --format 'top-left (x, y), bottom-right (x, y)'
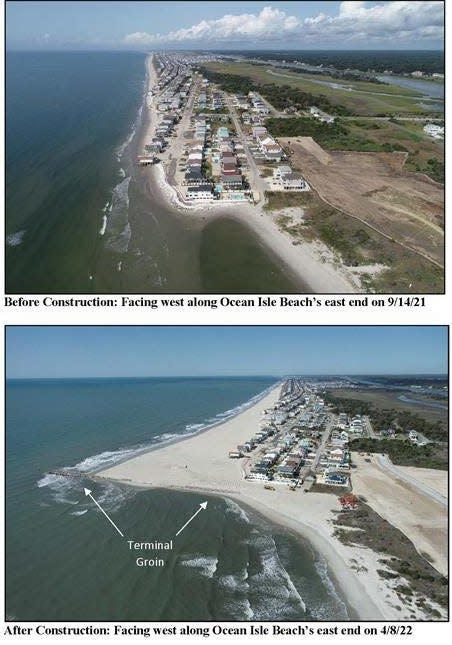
top-left (6, 1), bottom-right (445, 51)
top-left (5, 326), bottom-right (447, 378)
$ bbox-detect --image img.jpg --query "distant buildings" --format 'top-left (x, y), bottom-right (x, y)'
top-left (310, 106), bottom-right (335, 123)
top-left (423, 123), bottom-right (444, 139)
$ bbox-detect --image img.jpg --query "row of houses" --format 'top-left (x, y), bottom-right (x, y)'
top-left (185, 116), bottom-right (214, 202)
top-left (155, 54), bottom-right (192, 111)
top-left (213, 126), bottom-right (251, 200)
top-left (144, 113), bottom-right (179, 157)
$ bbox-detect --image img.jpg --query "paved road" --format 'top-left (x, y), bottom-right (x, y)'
top-left (376, 454), bottom-right (447, 507)
top-left (364, 416), bottom-right (377, 438)
top-left (299, 414), bottom-right (334, 481)
top-left (224, 94), bottom-right (268, 202)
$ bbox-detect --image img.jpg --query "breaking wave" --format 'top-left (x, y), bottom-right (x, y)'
top-left (224, 498), bottom-right (250, 524)
top-left (247, 531), bottom-right (307, 620)
top-left (184, 381), bottom-right (281, 434)
top-left (313, 556), bottom-right (349, 620)
top-left (115, 104), bottom-right (142, 163)
top-left (36, 382), bottom-right (280, 512)
top-left (6, 230), bottom-right (26, 246)
top-left (104, 177), bottom-right (131, 253)
top-left (180, 555), bottom-right (219, 578)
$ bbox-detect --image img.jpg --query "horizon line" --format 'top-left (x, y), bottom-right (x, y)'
top-left (6, 373), bottom-right (448, 381)
top-left (5, 47), bottom-right (445, 52)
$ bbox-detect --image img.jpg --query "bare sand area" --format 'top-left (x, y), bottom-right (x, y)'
top-left (395, 466), bottom-right (448, 498)
top-left (97, 384), bottom-right (445, 620)
top-left (351, 454), bottom-right (447, 577)
top-left (279, 137), bottom-right (444, 267)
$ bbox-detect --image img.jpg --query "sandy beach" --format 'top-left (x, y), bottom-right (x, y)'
top-left (140, 54), bottom-right (361, 294)
top-left (97, 383), bottom-right (446, 621)
top-left (351, 454), bottom-right (447, 576)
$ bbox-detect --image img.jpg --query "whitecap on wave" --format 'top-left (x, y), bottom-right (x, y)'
top-left (182, 381), bottom-right (281, 435)
top-left (312, 556), bottom-right (349, 620)
top-left (224, 498), bottom-right (250, 524)
top-left (247, 531), bottom-right (307, 620)
top-left (6, 230), bottom-right (26, 246)
top-left (179, 555), bottom-right (218, 578)
top-left (104, 177), bottom-right (132, 253)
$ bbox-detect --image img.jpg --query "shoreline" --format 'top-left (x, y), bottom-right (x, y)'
top-left (138, 54), bottom-right (361, 294)
top-left (89, 380), bottom-right (282, 476)
top-left (96, 382), bottom-right (416, 621)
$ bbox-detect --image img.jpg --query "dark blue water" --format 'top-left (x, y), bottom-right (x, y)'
top-left (6, 377), bottom-right (348, 621)
top-left (6, 51), bottom-right (145, 292)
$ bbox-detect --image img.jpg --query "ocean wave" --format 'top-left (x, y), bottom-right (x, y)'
top-left (221, 597), bottom-right (254, 621)
top-left (36, 382), bottom-right (280, 511)
top-left (36, 473), bottom-right (79, 505)
top-left (224, 498), bottom-right (250, 524)
top-left (182, 381), bottom-right (281, 436)
top-left (104, 177), bottom-right (131, 253)
top-left (180, 555), bottom-right (218, 578)
top-left (37, 465), bottom-right (136, 511)
top-left (99, 215), bottom-right (108, 236)
top-left (71, 509), bottom-right (88, 516)
top-left (247, 531), bottom-right (307, 620)
top-left (185, 423), bottom-right (205, 432)
top-left (115, 104), bottom-right (143, 163)
top-left (36, 444), bottom-right (148, 508)
top-left (6, 230), bottom-right (26, 246)
top-left (313, 556), bottom-right (349, 620)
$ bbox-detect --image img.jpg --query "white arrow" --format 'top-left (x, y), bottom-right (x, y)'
top-left (175, 501), bottom-right (208, 537)
top-left (84, 488), bottom-right (124, 537)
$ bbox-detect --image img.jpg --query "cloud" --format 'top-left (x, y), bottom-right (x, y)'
top-left (123, 31), bottom-right (157, 45)
top-left (121, 2), bottom-right (444, 48)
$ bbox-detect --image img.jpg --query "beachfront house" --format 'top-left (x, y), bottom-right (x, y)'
top-left (186, 184), bottom-right (214, 201)
top-left (221, 174), bottom-right (243, 189)
top-left (185, 169), bottom-right (205, 186)
top-left (281, 172), bottom-right (308, 191)
top-left (247, 470), bottom-right (270, 481)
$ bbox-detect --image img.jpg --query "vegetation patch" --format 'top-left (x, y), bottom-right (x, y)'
top-left (267, 117), bottom-right (408, 153)
top-left (332, 502), bottom-right (448, 614)
top-left (263, 187), bottom-right (443, 293)
top-left (349, 438), bottom-right (447, 470)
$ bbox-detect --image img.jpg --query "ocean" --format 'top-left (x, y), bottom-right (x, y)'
top-left (6, 377), bottom-right (348, 621)
top-left (6, 51), bottom-right (299, 294)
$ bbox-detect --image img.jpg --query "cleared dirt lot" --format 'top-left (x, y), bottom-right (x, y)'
top-left (279, 137), bottom-right (444, 266)
top-left (351, 454), bottom-right (447, 576)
